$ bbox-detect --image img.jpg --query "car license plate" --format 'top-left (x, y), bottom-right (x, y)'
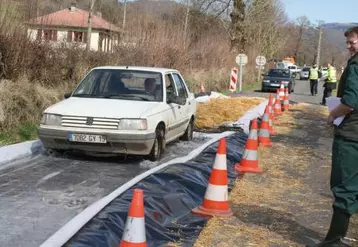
top-left (271, 83), bottom-right (280, 87)
top-left (68, 133), bottom-right (107, 143)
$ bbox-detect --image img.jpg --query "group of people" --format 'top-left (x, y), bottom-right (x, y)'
top-left (307, 63), bottom-right (337, 106)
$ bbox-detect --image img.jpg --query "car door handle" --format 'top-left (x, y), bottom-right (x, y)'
top-left (188, 102), bottom-right (191, 105)
top-left (178, 105), bottom-right (181, 109)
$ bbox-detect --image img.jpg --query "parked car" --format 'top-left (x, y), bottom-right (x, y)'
top-left (261, 68), bottom-right (295, 93)
top-left (320, 67), bottom-right (328, 79)
top-left (38, 66), bottom-right (197, 161)
top-left (300, 66), bottom-right (311, 80)
top-left (287, 65), bottom-right (301, 78)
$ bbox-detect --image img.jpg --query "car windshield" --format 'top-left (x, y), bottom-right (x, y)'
top-left (72, 69), bottom-right (164, 102)
top-left (302, 67), bottom-right (310, 71)
top-left (267, 69), bottom-right (290, 78)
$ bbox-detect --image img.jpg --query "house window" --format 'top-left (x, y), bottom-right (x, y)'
top-left (43, 30), bottom-right (58, 41)
top-left (73, 31), bottom-right (87, 43)
top-left (36, 29), bottom-right (42, 40)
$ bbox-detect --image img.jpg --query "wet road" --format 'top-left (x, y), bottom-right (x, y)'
top-left (0, 132), bottom-right (212, 247)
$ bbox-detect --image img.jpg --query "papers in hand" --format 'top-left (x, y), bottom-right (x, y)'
top-left (326, 97), bottom-right (345, 126)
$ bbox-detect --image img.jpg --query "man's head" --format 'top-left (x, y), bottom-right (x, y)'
top-left (344, 26), bottom-right (358, 56)
top-left (312, 63), bottom-right (317, 68)
top-left (144, 78), bottom-right (156, 93)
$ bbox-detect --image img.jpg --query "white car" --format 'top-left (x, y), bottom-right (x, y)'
top-left (300, 67), bottom-right (310, 80)
top-left (38, 66), bottom-right (197, 161)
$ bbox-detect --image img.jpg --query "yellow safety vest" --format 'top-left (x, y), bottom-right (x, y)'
top-left (327, 67), bottom-right (337, 83)
top-left (309, 68), bottom-right (319, 80)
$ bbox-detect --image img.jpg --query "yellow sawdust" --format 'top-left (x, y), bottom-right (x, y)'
top-left (195, 97), bottom-right (266, 129)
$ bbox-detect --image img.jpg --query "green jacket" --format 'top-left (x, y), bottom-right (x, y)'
top-left (335, 53), bottom-right (358, 141)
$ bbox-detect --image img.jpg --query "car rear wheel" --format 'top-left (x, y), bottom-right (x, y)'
top-left (148, 127), bottom-right (165, 161)
top-left (180, 118), bottom-right (194, 141)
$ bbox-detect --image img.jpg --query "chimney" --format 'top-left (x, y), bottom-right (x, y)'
top-left (96, 12), bottom-right (102, 18)
top-left (69, 2), bottom-right (76, 12)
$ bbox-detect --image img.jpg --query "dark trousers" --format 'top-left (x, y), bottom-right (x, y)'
top-left (331, 136), bottom-right (358, 215)
top-left (322, 86), bottom-right (332, 105)
top-left (309, 79), bottom-right (318, 95)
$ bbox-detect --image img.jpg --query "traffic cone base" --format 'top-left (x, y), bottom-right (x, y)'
top-left (235, 163), bottom-right (263, 173)
top-left (191, 138), bottom-right (232, 217)
top-left (191, 203), bottom-right (233, 217)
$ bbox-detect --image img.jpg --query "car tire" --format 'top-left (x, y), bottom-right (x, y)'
top-left (180, 118), bottom-right (194, 141)
top-left (148, 127), bottom-right (165, 161)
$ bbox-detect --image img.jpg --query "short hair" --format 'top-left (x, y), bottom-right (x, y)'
top-left (344, 26), bottom-right (358, 37)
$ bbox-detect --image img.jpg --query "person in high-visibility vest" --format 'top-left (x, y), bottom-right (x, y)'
top-left (306, 26), bottom-right (358, 247)
top-left (308, 63), bottom-right (319, 96)
top-left (320, 63), bottom-right (337, 105)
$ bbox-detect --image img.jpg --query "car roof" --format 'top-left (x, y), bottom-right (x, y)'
top-left (91, 66), bottom-right (179, 74)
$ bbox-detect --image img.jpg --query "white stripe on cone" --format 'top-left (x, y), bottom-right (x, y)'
top-left (213, 154), bottom-right (227, 170)
top-left (204, 184), bottom-right (229, 201)
top-left (122, 217), bottom-right (146, 243)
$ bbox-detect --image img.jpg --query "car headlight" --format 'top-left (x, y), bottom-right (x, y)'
top-left (118, 119), bottom-right (147, 130)
top-left (41, 114), bottom-right (62, 126)
top-left (263, 80), bottom-right (270, 83)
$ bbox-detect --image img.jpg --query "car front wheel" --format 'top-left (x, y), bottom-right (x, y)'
top-left (148, 128), bottom-right (165, 161)
top-left (180, 118), bottom-right (194, 141)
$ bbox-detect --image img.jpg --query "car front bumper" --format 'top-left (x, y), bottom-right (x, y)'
top-left (38, 126), bottom-right (156, 156)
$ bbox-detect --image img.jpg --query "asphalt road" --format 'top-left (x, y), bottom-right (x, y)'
top-left (239, 78), bottom-right (326, 105)
top-left (0, 132), bottom-right (212, 247)
top-left (0, 78), bottom-right (323, 247)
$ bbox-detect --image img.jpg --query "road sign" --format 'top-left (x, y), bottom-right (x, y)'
top-left (236, 54), bottom-right (248, 66)
top-left (255, 55), bottom-right (266, 66)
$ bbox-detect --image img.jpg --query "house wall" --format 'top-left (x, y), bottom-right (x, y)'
top-left (27, 27), bottom-right (103, 52)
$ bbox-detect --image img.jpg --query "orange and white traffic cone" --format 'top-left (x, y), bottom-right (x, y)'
top-left (120, 189), bottom-right (147, 247)
top-left (268, 94), bottom-right (277, 123)
top-left (282, 87), bottom-right (290, 111)
top-left (268, 107), bottom-right (275, 135)
top-left (279, 82), bottom-right (285, 100)
top-left (258, 105), bottom-right (273, 147)
top-left (235, 119), bottom-right (262, 173)
top-left (273, 89), bottom-right (283, 117)
top-left (191, 138), bottom-right (233, 217)
top-left (200, 82), bottom-right (205, 93)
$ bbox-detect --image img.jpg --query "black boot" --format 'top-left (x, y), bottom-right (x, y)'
top-left (306, 207), bottom-right (350, 247)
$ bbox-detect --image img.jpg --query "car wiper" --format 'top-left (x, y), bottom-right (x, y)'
top-left (104, 94), bottom-right (150, 101)
top-left (72, 93), bottom-right (97, 97)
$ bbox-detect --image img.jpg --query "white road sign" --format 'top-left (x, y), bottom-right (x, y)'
top-left (236, 54), bottom-right (248, 66)
top-left (256, 55), bottom-right (266, 66)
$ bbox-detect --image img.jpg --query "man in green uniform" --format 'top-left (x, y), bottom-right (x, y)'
top-left (321, 63), bottom-right (337, 105)
top-left (306, 26), bottom-right (358, 247)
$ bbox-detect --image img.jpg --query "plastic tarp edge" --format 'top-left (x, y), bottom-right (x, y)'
top-left (0, 140), bottom-right (42, 166)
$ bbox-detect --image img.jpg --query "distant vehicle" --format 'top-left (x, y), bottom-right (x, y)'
top-left (300, 67), bottom-right (311, 80)
top-left (38, 66), bottom-right (197, 161)
top-left (287, 65), bottom-right (301, 78)
top-left (261, 68), bottom-right (295, 93)
top-left (320, 67), bottom-right (328, 78)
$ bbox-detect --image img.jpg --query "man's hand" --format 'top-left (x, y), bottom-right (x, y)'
top-left (327, 114), bottom-right (335, 126)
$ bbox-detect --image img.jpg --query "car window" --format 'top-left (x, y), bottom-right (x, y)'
top-left (165, 74), bottom-right (177, 96)
top-left (302, 67), bottom-right (310, 71)
top-left (72, 69), bottom-right (163, 102)
top-left (172, 73), bottom-right (188, 98)
top-left (267, 69), bottom-right (290, 78)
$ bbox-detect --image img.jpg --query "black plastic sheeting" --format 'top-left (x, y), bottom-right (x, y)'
top-left (65, 131), bottom-right (248, 247)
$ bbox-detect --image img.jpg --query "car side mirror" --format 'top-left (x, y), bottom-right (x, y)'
top-left (261, 73), bottom-right (266, 76)
top-left (64, 92), bottom-right (72, 99)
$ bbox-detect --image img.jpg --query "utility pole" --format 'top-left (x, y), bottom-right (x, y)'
top-left (315, 20), bottom-right (324, 66)
top-left (122, 0), bottom-right (127, 31)
top-left (86, 0), bottom-right (96, 52)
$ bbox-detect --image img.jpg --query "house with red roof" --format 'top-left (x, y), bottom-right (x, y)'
top-left (26, 4), bottom-right (121, 52)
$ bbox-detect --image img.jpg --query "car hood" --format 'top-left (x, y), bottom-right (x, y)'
top-left (263, 76), bottom-right (291, 81)
top-left (44, 97), bottom-right (163, 118)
